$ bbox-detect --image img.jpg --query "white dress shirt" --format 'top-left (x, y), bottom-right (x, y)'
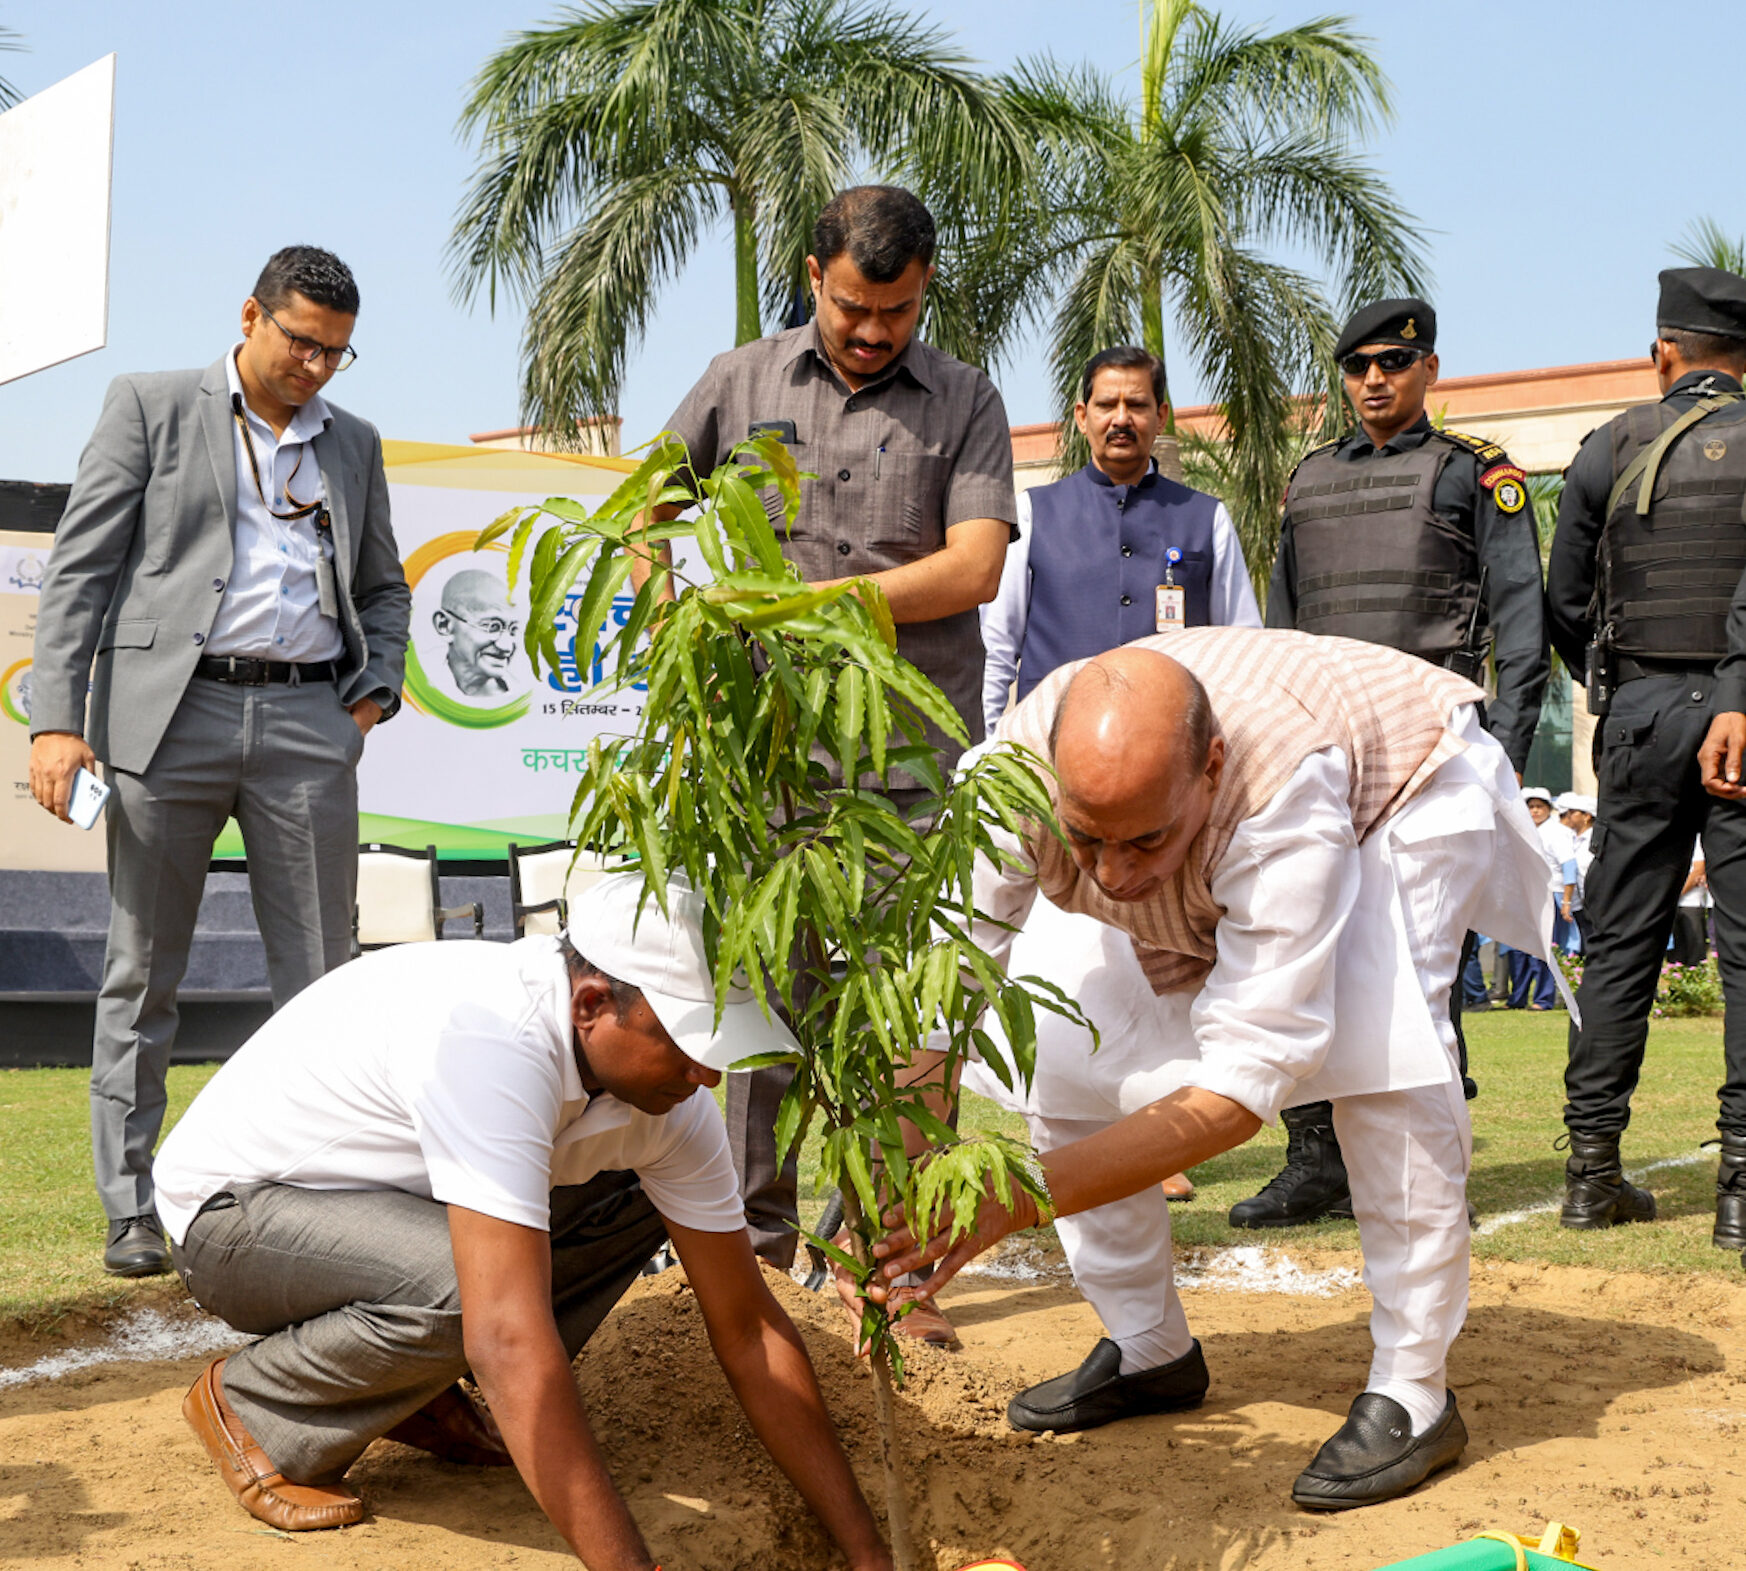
top-left (153, 936), bottom-right (746, 1245)
top-left (209, 347), bottom-right (344, 661)
top-left (979, 472), bottom-right (1262, 734)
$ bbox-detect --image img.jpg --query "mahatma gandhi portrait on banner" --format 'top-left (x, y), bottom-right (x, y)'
top-left (431, 568), bottom-right (519, 697)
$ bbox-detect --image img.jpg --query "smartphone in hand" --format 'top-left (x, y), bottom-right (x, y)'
top-left (69, 766), bottom-right (111, 830)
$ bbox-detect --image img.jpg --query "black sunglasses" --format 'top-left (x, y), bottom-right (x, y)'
top-left (1339, 347), bottom-right (1423, 377)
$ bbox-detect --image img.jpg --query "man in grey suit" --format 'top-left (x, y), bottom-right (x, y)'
top-left (28, 246), bottom-right (410, 1277)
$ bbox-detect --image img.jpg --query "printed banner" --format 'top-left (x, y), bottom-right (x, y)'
top-left (0, 527), bottom-right (107, 870)
top-left (2, 443), bottom-right (666, 870)
top-left (216, 440), bottom-right (673, 859)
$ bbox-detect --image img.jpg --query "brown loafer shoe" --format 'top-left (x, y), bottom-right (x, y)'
top-left (384, 1382), bottom-right (512, 1467)
top-left (1162, 1172), bottom-right (1195, 1202)
top-left (892, 1287), bottom-right (960, 1348)
top-left (182, 1357), bottom-right (363, 1531)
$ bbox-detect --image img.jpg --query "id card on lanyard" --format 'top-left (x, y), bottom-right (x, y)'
top-left (1155, 547), bottom-right (1186, 630)
top-left (232, 394), bottom-right (338, 616)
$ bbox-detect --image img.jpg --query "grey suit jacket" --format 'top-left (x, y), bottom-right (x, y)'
top-left (31, 357), bottom-right (412, 774)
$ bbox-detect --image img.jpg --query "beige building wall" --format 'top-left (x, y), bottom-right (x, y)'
top-left (1012, 356), bottom-right (1662, 485)
top-left (470, 417), bottom-right (624, 458)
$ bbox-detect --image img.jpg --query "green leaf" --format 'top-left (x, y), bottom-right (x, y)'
top-left (474, 503), bottom-right (525, 550)
top-left (504, 509), bottom-right (540, 602)
top-left (834, 665), bottom-right (864, 776)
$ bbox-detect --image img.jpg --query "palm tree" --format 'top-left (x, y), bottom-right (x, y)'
top-left (964, 0), bottom-right (1425, 575)
top-left (1673, 216), bottom-right (1746, 275)
top-left (449, 0), bottom-right (1030, 444)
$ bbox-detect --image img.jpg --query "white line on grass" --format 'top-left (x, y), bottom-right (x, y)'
top-left (0, 1307), bottom-right (247, 1390)
top-left (1473, 1149), bottom-right (1711, 1237)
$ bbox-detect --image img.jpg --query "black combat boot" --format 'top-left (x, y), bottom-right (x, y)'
top-left (1228, 1101), bottom-right (1354, 1228)
top-left (1714, 1134), bottom-right (1746, 1251)
top-left (1558, 1134), bottom-right (1656, 1230)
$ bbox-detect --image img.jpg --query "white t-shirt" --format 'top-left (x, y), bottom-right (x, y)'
top-left (1537, 818), bottom-right (1576, 893)
top-left (1679, 838), bottom-right (1710, 909)
top-left (153, 937), bottom-right (745, 1246)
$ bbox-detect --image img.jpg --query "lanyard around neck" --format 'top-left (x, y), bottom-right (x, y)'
top-left (230, 391), bottom-right (328, 529)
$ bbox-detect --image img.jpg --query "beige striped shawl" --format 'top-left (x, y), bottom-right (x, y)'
top-left (996, 629), bottom-right (1486, 993)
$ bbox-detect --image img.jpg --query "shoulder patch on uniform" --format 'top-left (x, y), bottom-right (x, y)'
top-left (1286, 438), bottom-right (1341, 482)
top-left (1482, 463), bottom-right (1529, 513)
top-left (1436, 428), bottom-right (1510, 465)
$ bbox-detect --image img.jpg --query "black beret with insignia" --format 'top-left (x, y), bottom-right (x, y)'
top-left (1658, 266), bottom-right (1746, 341)
top-left (1335, 297), bottom-right (1437, 361)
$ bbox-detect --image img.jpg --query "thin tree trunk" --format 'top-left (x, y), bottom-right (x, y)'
top-left (1138, 261), bottom-right (1175, 433)
top-left (839, 1185), bottom-right (920, 1571)
top-left (733, 189), bottom-right (761, 346)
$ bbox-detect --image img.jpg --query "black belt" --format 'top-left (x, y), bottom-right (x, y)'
top-left (195, 656), bottom-right (340, 686)
top-left (1616, 654), bottom-right (1717, 685)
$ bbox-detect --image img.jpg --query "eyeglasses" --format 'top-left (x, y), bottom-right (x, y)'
top-left (452, 611), bottom-right (520, 640)
top-left (1339, 347), bottom-right (1423, 378)
top-left (260, 304), bottom-right (357, 372)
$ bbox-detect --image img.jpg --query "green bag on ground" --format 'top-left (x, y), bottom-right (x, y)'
top-left (1374, 1524), bottom-right (1596, 1570)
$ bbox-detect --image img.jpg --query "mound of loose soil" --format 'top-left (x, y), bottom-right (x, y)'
top-left (2, 1248), bottom-right (1742, 1569)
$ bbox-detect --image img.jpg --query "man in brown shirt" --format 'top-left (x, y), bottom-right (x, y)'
top-left (658, 184), bottom-right (1018, 1276)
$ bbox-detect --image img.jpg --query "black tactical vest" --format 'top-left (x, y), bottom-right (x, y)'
top-left (1601, 395), bottom-right (1746, 662)
top-left (1281, 434), bottom-right (1481, 662)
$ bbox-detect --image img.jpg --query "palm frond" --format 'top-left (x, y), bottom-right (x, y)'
top-left (0, 23), bottom-right (26, 112)
top-left (518, 166), bottom-right (721, 437)
top-left (1672, 216), bottom-right (1746, 275)
top-left (1166, 11), bottom-right (1392, 142)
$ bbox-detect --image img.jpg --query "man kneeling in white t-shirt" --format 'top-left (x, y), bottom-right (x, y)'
top-left (154, 874), bottom-right (892, 1571)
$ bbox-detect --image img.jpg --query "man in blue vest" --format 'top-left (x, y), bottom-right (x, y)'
top-left (981, 345), bottom-right (1260, 733)
top-left (981, 344), bottom-right (1259, 1200)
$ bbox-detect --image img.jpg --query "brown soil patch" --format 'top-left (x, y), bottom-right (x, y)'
top-left (2, 1249), bottom-right (1742, 1569)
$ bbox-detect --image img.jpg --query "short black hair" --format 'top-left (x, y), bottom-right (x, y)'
top-left (1658, 326), bottom-right (1746, 372)
top-left (253, 245), bottom-right (360, 317)
top-left (811, 186), bottom-right (935, 282)
top-left (1080, 346), bottom-right (1166, 407)
top-left (557, 934), bottom-right (643, 1017)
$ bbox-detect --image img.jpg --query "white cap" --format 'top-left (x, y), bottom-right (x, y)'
top-left (1520, 785), bottom-right (1554, 806)
top-left (1557, 792), bottom-right (1597, 815)
top-left (566, 873), bottom-right (798, 1072)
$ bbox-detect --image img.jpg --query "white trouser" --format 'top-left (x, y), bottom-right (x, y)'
top-left (1008, 821), bottom-right (1488, 1411)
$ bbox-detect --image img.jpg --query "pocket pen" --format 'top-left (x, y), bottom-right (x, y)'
top-left (875, 443), bottom-right (885, 479)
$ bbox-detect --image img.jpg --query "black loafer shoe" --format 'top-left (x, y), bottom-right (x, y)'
top-left (104, 1213), bottom-right (171, 1277)
top-left (1008, 1337), bottom-right (1207, 1434)
top-left (1292, 1391), bottom-right (1466, 1510)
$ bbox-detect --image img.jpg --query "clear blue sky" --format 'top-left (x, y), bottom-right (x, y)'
top-left (2, 1), bottom-right (1743, 482)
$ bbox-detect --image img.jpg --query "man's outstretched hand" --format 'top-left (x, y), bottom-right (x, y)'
top-left (1700, 712), bottom-right (1746, 800)
top-left (834, 1184), bottom-right (1046, 1319)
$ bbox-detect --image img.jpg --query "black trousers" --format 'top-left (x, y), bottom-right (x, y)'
top-left (1564, 672), bottom-right (1746, 1138)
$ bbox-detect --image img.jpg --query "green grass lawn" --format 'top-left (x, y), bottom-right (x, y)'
top-left (1, 1009), bottom-right (1735, 1335)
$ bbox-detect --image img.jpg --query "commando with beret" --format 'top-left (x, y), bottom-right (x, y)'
top-left (1238, 295), bottom-right (1551, 1228)
top-left (1546, 265), bottom-right (1746, 1249)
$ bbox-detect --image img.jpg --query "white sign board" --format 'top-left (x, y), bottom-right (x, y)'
top-left (0, 54), bottom-right (116, 386)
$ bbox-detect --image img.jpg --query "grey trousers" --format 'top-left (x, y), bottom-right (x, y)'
top-left (173, 1171), bottom-right (667, 1484)
top-left (93, 675), bottom-right (362, 1220)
